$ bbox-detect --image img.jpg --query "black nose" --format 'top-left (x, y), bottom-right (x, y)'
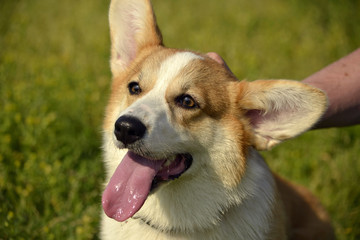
top-left (114, 116), bottom-right (147, 145)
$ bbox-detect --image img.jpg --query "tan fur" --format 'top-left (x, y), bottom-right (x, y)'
top-left (101, 0), bottom-right (335, 239)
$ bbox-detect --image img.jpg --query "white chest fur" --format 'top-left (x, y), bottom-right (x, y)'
top-left (101, 149), bottom-right (278, 240)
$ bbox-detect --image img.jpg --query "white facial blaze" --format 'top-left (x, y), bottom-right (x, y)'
top-left (153, 51), bottom-right (203, 91)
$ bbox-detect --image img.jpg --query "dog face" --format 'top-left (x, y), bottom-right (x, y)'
top-left (102, 48), bottom-right (251, 231)
top-left (110, 51), bottom-right (233, 159)
top-left (102, 0), bottom-right (327, 234)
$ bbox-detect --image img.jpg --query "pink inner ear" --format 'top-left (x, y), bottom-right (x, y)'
top-left (115, 8), bottom-right (142, 65)
top-left (125, 9), bottom-right (141, 61)
top-left (246, 107), bottom-right (296, 131)
top-left (246, 109), bottom-right (283, 129)
top-left (116, 52), bottom-right (122, 60)
top-left (246, 109), bottom-right (264, 128)
top-left (120, 31), bottom-right (137, 63)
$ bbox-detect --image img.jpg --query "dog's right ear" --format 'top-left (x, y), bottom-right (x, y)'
top-left (109, 0), bottom-right (163, 76)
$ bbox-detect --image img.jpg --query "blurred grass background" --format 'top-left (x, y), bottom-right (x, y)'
top-left (1, 0), bottom-right (359, 239)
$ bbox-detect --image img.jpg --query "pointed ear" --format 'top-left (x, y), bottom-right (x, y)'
top-left (109, 0), bottom-right (163, 76)
top-left (238, 80), bottom-right (327, 150)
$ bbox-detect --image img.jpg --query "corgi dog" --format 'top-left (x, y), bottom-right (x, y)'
top-left (101, 0), bottom-right (335, 239)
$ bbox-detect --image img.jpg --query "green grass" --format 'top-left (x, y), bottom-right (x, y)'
top-left (1, 0), bottom-right (359, 239)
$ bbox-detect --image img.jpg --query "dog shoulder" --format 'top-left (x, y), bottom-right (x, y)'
top-left (274, 174), bottom-right (335, 240)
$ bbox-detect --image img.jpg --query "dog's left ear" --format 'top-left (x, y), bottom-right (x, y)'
top-left (236, 80), bottom-right (327, 150)
top-left (109, 0), bottom-right (163, 76)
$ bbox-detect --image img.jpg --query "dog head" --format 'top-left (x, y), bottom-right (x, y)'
top-left (102, 0), bottom-right (327, 233)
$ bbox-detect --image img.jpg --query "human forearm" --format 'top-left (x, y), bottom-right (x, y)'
top-left (302, 48), bottom-right (360, 129)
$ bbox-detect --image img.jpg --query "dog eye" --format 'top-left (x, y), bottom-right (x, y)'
top-left (176, 94), bottom-right (198, 109)
top-left (128, 82), bottom-right (142, 95)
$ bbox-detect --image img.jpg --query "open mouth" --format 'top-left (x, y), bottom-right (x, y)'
top-left (151, 153), bottom-right (192, 191)
top-left (102, 151), bottom-right (192, 222)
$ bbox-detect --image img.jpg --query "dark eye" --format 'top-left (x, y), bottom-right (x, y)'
top-left (128, 82), bottom-right (142, 95)
top-left (176, 94), bottom-right (198, 109)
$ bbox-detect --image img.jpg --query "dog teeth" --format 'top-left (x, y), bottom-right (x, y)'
top-left (162, 156), bottom-right (176, 167)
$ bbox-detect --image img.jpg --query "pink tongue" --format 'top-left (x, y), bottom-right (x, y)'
top-left (102, 151), bottom-right (165, 222)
